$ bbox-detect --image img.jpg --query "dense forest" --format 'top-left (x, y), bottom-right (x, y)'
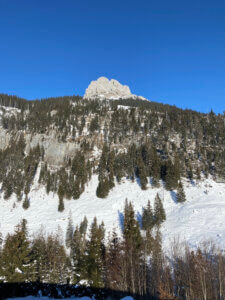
top-left (0, 93), bottom-right (224, 211)
top-left (0, 200), bottom-right (224, 299)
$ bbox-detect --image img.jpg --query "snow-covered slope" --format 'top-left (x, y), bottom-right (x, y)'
top-left (1, 168), bottom-right (225, 250)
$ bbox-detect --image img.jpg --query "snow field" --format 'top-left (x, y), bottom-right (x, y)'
top-left (0, 166), bottom-right (225, 251)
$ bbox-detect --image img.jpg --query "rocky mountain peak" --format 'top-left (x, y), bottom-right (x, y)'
top-left (83, 76), bottom-right (147, 100)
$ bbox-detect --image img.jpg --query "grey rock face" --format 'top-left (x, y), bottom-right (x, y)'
top-left (0, 129), bottom-right (12, 150)
top-left (25, 132), bottom-right (79, 166)
top-left (0, 128), bottom-right (79, 166)
top-left (84, 76), bottom-right (147, 100)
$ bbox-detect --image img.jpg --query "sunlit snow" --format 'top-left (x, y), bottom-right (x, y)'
top-left (0, 165), bottom-right (225, 251)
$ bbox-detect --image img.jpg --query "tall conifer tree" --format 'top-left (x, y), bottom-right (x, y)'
top-left (154, 193), bottom-right (166, 225)
top-left (177, 181), bottom-right (186, 203)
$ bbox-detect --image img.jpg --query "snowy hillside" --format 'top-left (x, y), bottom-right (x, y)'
top-left (1, 166), bottom-right (225, 251)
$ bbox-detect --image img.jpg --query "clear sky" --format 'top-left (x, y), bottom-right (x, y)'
top-left (0, 0), bottom-right (225, 114)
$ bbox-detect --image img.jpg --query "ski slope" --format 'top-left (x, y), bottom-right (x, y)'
top-left (0, 167), bottom-right (225, 251)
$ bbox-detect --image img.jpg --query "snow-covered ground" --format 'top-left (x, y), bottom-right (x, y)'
top-left (0, 167), bottom-right (225, 251)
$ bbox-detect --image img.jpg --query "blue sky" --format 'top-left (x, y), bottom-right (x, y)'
top-left (0, 0), bottom-right (225, 113)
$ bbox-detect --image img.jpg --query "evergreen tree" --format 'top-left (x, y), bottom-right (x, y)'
top-left (45, 233), bottom-right (69, 283)
top-left (123, 200), bottom-right (143, 294)
top-left (154, 193), bottom-right (166, 225)
top-left (187, 164), bottom-right (193, 181)
top-left (71, 151), bottom-right (88, 192)
top-left (58, 181), bottom-right (65, 202)
top-left (145, 227), bottom-right (154, 255)
top-left (151, 228), bottom-right (163, 295)
top-left (86, 217), bottom-right (105, 288)
top-left (79, 216), bottom-right (88, 236)
top-left (22, 194), bottom-right (30, 210)
top-left (136, 151), bottom-right (148, 190)
top-left (0, 220), bottom-right (32, 282)
top-left (71, 225), bottom-right (87, 283)
top-left (96, 144), bottom-right (110, 198)
top-left (123, 200), bottom-right (143, 250)
top-left (108, 150), bottom-right (115, 189)
top-left (72, 180), bottom-right (81, 200)
top-left (142, 200), bottom-right (155, 230)
top-left (196, 167), bottom-right (201, 181)
top-left (46, 171), bottom-right (51, 194)
top-left (89, 115), bottom-right (99, 133)
top-left (105, 230), bottom-right (123, 291)
top-left (31, 233), bottom-right (47, 282)
top-left (96, 178), bottom-right (110, 198)
top-left (149, 145), bottom-right (160, 187)
top-left (176, 181), bottom-right (186, 203)
top-left (66, 213), bottom-right (74, 248)
top-left (3, 177), bottom-right (13, 200)
top-left (58, 196), bottom-right (64, 212)
top-left (165, 159), bottom-right (179, 191)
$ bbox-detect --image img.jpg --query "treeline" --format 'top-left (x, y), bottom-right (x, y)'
top-left (96, 142), bottom-right (187, 199)
top-left (0, 137), bottom-right (188, 211)
top-left (0, 93), bottom-right (224, 180)
top-left (0, 200), bottom-right (224, 299)
top-left (0, 136), bottom-right (193, 211)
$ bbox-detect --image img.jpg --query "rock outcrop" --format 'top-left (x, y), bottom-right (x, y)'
top-left (84, 76), bottom-right (147, 100)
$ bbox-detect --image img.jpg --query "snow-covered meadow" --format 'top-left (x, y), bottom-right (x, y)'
top-left (0, 166), bottom-right (225, 251)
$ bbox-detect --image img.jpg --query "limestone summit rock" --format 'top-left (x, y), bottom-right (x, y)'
top-left (84, 76), bottom-right (147, 100)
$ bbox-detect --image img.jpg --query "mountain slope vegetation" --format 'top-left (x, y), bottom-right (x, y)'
top-left (0, 93), bottom-right (224, 210)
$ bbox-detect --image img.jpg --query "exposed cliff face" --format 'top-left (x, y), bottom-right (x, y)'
top-left (0, 128), bottom-right (103, 166)
top-left (0, 129), bottom-right (11, 150)
top-left (0, 105), bottom-right (87, 166)
top-left (24, 132), bottom-right (80, 166)
top-left (84, 76), bottom-right (147, 100)
top-left (0, 129), bottom-right (75, 166)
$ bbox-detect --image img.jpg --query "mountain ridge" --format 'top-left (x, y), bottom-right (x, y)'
top-left (0, 89), bottom-right (224, 251)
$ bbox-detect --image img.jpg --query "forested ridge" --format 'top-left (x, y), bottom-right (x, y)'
top-left (0, 93), bottom-right (224, 211)
top-left (0, 94), bottom-right (225, 299)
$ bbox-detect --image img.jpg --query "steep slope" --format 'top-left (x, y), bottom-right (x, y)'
top-left (0, 92), bottom-right (224, 251)
top-left (0, 165), bottom-right (225, 251)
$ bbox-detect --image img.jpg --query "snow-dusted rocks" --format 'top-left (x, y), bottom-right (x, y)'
top-left (84, 76), bottom-right (147, 100)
